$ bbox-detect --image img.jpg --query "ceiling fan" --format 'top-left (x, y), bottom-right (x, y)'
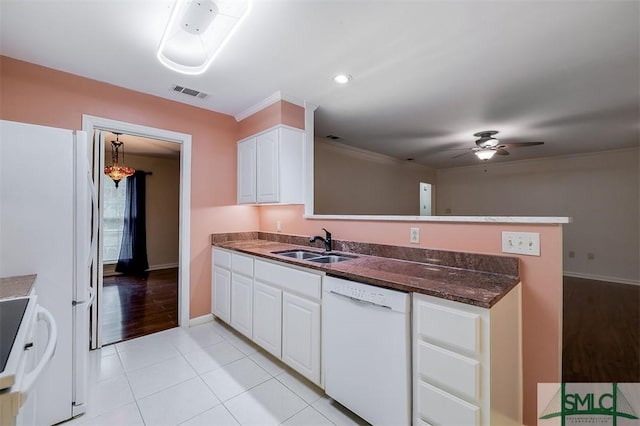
top-left (452, 130), bottom-right (544, 161)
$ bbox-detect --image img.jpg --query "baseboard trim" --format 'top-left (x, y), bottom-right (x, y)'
top-left (189, 314), bottom-right (214, 327)
top-left (564, 271), bottom-right (640, 286)
top-left (147, 263), bottom-right (179, 271)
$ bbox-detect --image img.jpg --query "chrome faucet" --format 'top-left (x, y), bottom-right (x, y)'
top-left (310, 228), bottom-right (332, 253)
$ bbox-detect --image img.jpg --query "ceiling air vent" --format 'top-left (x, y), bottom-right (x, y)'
top-left (171, 85), bottom-right (208, 99)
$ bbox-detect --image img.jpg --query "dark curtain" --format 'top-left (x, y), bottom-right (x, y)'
top-left (116, 171), bottom-right (149, 276)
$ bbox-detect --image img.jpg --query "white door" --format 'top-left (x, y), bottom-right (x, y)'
top-left (252, 280), bottom-right (282, 357)
top-left (282, 292), bottom-right (321, 384)
top-left (212, 267), bottom-right (231, 323)
top-left (256, 129), bottom-right (279, 203)
top-left (231, 273), bottom-right (253, 338)
top-left (420, 182), bottom-right (432, 216)
top-left (237, 137), bottom-right (256, 204)
top-left (89, 130), bottom-right (104, 349)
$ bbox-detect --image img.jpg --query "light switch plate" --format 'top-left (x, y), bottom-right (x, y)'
top-left (502, 231), bottom-right (540, 256)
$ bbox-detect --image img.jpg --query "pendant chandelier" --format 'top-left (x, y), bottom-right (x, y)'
top-left (104, 133), bottom-right (135, 188)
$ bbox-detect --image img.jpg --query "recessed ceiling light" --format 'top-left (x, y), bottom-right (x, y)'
top-left (333, 74), bottom-right (352, 84)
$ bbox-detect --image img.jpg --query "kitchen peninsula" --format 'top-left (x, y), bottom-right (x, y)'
top-left (211, 231), bottom-right (523, 425)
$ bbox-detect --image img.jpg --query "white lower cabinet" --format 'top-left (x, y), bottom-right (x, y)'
top-left (212, 248), bottom-right (323, 387)
top-left (211, 248), bottom-right (232, 323)
top-left (282, 292), bottom-right (321, 383)
top-left (230, 253), bottom-right (254, 338)
top-left (231, 273), bottom-right (253, 338)
top-left (252, 280), bottom-right (282, 357)
top-left (253, 259), bottom-right (323, 386)
top-left (413, 286), bottom-right (522, 426)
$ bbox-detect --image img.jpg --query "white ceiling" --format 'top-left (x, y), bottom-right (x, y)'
top-left (1, 0), bottom-right (638, 168)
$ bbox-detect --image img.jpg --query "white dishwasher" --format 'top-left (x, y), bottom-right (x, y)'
top-left (323, 276), bottom-right (411, 426)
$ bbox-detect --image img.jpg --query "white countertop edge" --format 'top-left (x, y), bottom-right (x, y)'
top-left (303, 214), bottom-right (572, 224)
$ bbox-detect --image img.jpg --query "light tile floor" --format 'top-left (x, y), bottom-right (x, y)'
top-left (65, 320), bottom-right (368, 426)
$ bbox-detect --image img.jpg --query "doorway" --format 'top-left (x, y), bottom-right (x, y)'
top-left (101, 132), bottom-right (181, 344)
top-left (83, 115), bottom-right (191, 349)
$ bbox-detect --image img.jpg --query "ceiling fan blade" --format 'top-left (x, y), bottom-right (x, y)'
top-left (501, 141), bottom-right (544, 148)
top-left (475, 137), bottom-right (492, 147)
top-left (495, 148), bottom-right (510, 156)
top-left (451, 151), bottom-right (470, 159)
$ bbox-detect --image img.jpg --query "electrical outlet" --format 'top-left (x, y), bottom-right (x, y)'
top-left (410, 227), bottom-right (420, 244)
top-left (587, 252), bottom-right (595, 260)
top-left (501, 231), bottom-right (540, 256)
top-left (276, 220), bottom-right (282, 232)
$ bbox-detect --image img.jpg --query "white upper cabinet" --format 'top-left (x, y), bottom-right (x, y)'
top-left (237, 138), bottom-right (257, 204)
top-left (256, 129), bottom-right (279, 203)
top-left (237, 126), bottom-right (304, 205)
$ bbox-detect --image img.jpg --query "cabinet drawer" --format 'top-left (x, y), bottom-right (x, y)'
top-left (417, 381), bottom-right (480, 426)
top-left (417, 340), bottom-right (480, 401)
top-left (415, 298), bottom-right (480, 354)
top-left (255, 260), bottom-right (321, 300)
top-left (232, 253), bottom-right (254, 276)
top-left (213, 248), bottom-right (232, 269)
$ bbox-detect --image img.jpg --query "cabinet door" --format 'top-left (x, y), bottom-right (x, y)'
top-left (253, 280), bottom-right (282, 357)
top-left (256, 129), bottom-right (279, 203)
top-left (212, 266), bottom-right (231, 323)
top-left (231, 273), bottom-right (253, 338)
top-left (282, 292), bottom-right (321, 385)
top-left (237, 137), bottom-right (256, 204)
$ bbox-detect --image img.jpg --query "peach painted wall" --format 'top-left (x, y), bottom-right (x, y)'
top-left (237, 100), bottom-right (304, 140)
top-left (0, 56), bottom-right (259, 318)
top-left (259, 204), bottom-right (563, 426)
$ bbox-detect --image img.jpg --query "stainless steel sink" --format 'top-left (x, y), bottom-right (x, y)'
top-left (273, 250), bottom-right (323, 260)
top-left (306, 255), bottom-right (356, 263)
top-left (272, 250), bottom-right (357, 263)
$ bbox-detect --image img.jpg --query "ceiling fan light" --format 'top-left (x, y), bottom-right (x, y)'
top-left (475, 149), bottom-right (496, 160)
top-left (157, 0), bottom-right (252, 75)
top-left (333, 74), bottom-right (352, 84)
top-left (485, 137), bottom-right (499, 147)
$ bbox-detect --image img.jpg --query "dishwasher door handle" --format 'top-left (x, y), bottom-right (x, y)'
top-left (328, 290), bottom-right (392, 310)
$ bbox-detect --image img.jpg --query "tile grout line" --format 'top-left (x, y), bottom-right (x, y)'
top-left (87, 323), bottom-right (353, 426)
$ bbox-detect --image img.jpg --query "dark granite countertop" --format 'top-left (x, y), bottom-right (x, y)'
top-left (211, 233), bottom-right (519, 308)
top-left (0, 275), bottom-right (36, 300)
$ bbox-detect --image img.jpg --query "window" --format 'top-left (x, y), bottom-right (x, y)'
top-left (102, 178), bottom-right (127, 264)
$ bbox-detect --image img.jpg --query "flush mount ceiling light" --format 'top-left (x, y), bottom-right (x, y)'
top-left (474, 148), bottom-right (497, 161)
top-left (333, 74), bottom-right (352, 84)
top-left (157, 0), bottom-right (252, 75)
top-left (104, 133), bottom-right (135, 188)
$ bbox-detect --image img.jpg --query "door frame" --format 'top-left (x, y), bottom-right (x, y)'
top-left (82, 115), bottom-right (191, 347)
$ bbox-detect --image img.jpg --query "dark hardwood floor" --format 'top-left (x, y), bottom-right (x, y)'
top-left (102, 268), bottom-right (178, 345)
top-left (563, 275), bottom-right (640, 383)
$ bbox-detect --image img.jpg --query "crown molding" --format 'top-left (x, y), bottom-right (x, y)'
top-left (234, 91), bottom-right (306, 122)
